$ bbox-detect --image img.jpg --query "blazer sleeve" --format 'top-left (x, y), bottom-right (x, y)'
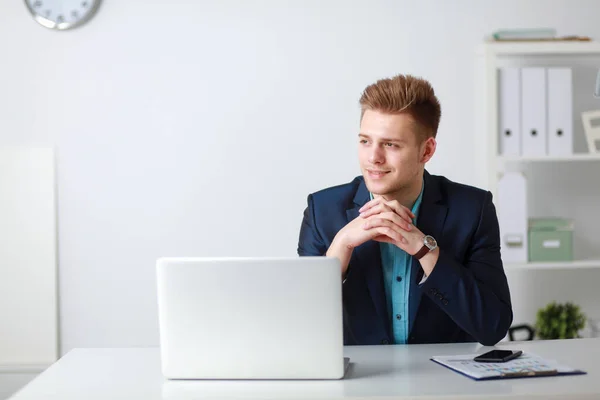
top-left (419, 191), bottom-right (513, 346)
top-left (297, 194), bottom-right (327, 256)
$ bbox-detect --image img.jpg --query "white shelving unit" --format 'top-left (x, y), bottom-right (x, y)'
top-left (479, 41), bottom-right (600, 56)
top-left (504, 259), bottom-right (600, 270)
top-left (499, 152), bottom-right (600, 164)
top-left (481, 40), bottom-right (600, 271)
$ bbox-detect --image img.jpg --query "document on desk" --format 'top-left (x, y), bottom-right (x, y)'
top-left (431, 352), bottom-right (586, 380)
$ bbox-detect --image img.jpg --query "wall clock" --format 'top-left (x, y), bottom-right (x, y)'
top-left (25, 0), bottom-right (101, 30)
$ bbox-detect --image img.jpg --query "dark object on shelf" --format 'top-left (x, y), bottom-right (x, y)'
top-left (508, 324), bottom-right (535, 341)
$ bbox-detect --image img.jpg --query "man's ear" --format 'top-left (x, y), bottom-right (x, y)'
top-left (420, 137), bottom-right (437, 163)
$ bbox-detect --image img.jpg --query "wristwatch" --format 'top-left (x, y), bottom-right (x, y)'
top-left (414, 235), bottom-right (438, 260)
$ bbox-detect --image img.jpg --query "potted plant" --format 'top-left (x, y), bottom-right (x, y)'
top-left (535, 301), bottom-right (586, 340)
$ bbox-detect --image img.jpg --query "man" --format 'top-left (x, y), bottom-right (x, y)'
top-left (297, 74), bottom-right (512, 346)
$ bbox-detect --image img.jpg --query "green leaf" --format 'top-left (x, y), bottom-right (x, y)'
top-left (535, 302), bottom-right (586, 339)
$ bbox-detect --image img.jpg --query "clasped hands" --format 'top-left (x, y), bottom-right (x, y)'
top-left (337, 197), bottom-right (424, 256)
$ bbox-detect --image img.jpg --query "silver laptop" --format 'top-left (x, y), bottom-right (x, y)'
top-left (156, 256), bottom-right (349, 380)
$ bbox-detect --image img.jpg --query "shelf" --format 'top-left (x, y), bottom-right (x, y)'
top-left (0, 363), bottom-right (50, 373)
top-left (498, 153), bottom-right (600, 163)
top-left (480, 41), bottom-right (600, 56)
top-left (505, 259), bottom-right (600, 270)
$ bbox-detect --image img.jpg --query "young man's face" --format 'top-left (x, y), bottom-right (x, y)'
top-left (358, 109), bottom-right (434, 197)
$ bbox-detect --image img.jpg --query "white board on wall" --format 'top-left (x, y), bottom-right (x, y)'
top-left (0, 147), bottom-right (57, 369)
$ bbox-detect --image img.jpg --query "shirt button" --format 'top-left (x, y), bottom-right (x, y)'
top-left (396, 314), bottom-right (402, 320)
top-left (396, 276), bottom-right (402, 282)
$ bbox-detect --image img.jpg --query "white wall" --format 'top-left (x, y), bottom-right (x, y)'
top-left (1, 0), bottom-right (600, 354)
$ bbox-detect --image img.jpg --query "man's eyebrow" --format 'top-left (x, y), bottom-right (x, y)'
top-left (358, 133), bottom-right (406, 143)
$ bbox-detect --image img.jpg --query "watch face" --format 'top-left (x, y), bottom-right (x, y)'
top-left (424, 235), bottom-right (437, 249)
top-left (25, 0), bottom-right (101, 30)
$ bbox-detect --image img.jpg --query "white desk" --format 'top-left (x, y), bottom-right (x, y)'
top-left (10, 338), bottom-right (600, 400)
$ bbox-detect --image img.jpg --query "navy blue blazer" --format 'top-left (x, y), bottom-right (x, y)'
top-left (297, 171), bottom-right (513, 346)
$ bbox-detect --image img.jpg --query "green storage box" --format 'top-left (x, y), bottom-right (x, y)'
top-left (528, 218), bottom-right (574, 262)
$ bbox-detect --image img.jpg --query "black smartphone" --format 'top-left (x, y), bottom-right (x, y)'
top-left (473, 350), bottom-right (523, 363)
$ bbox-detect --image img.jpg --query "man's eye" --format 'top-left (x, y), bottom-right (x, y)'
top-left (360, 139), bottom-right (368, 144)
top-left (384, 142), bottom-right (394, 147)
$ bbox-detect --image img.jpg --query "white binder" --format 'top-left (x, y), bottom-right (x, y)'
top-left (498, 67), bottom-right (521, 156)
top-left (497, 172), bottom-right (528, 263)
top-left (521, 68), bottom-right (547, 156)
top-left (547, 67), bottom-right (573, 156)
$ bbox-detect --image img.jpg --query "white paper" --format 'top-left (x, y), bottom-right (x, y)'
top-left (431, 352), bottom-right (578, 380)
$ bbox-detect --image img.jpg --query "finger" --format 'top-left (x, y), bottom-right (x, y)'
top-left (383, 211), bottom-right (412, 231)
top-left (374, 235), bottom-right (408, 245)
top-left (384, 200), bottom-right (416, 219)
top-left (384, 202), bottom-right (416, 222)
top-left (363, 200), bottom-right (415, 223)
top-left (370, 226), bottom-right (403, 243)
top-left (358, 198), bottom-right (380, 213)
top-left (366, 212), bottom-right (412, 231)
top-left (366, 219), bottom-right (409, 244)
top-left (364, 219), bottom-right (406, 241)
top-left (373, 235), bottom-right (394, 244)
top-left (363, 217), bottom-right (393, 230)
top-left (370, 226), bottom-right (409, 245)
top-left (360, 203), bottom-right (390, 218)
top-left (364, 218), bottom-right (403, 235)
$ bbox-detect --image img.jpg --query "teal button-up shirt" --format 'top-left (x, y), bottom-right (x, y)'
top-left (370, 181), bottom-right (424, 344)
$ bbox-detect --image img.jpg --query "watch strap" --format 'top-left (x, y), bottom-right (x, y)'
top-left (414, 244), bottom-right (430, 260)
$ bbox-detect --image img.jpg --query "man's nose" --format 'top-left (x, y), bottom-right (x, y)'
top-left (369, 145), bottom-right (385, 164)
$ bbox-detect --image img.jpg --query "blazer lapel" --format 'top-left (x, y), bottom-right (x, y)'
top-left (409, 171), bottom-right (448, 335)
top-left (346, 180), bottom-right (389, 334)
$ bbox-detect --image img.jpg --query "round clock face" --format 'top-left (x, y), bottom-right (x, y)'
top-left (25, 0), bottom-right (101, 30)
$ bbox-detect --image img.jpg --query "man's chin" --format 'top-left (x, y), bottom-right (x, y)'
top-left (364, 180), bottom-right (390, 196)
